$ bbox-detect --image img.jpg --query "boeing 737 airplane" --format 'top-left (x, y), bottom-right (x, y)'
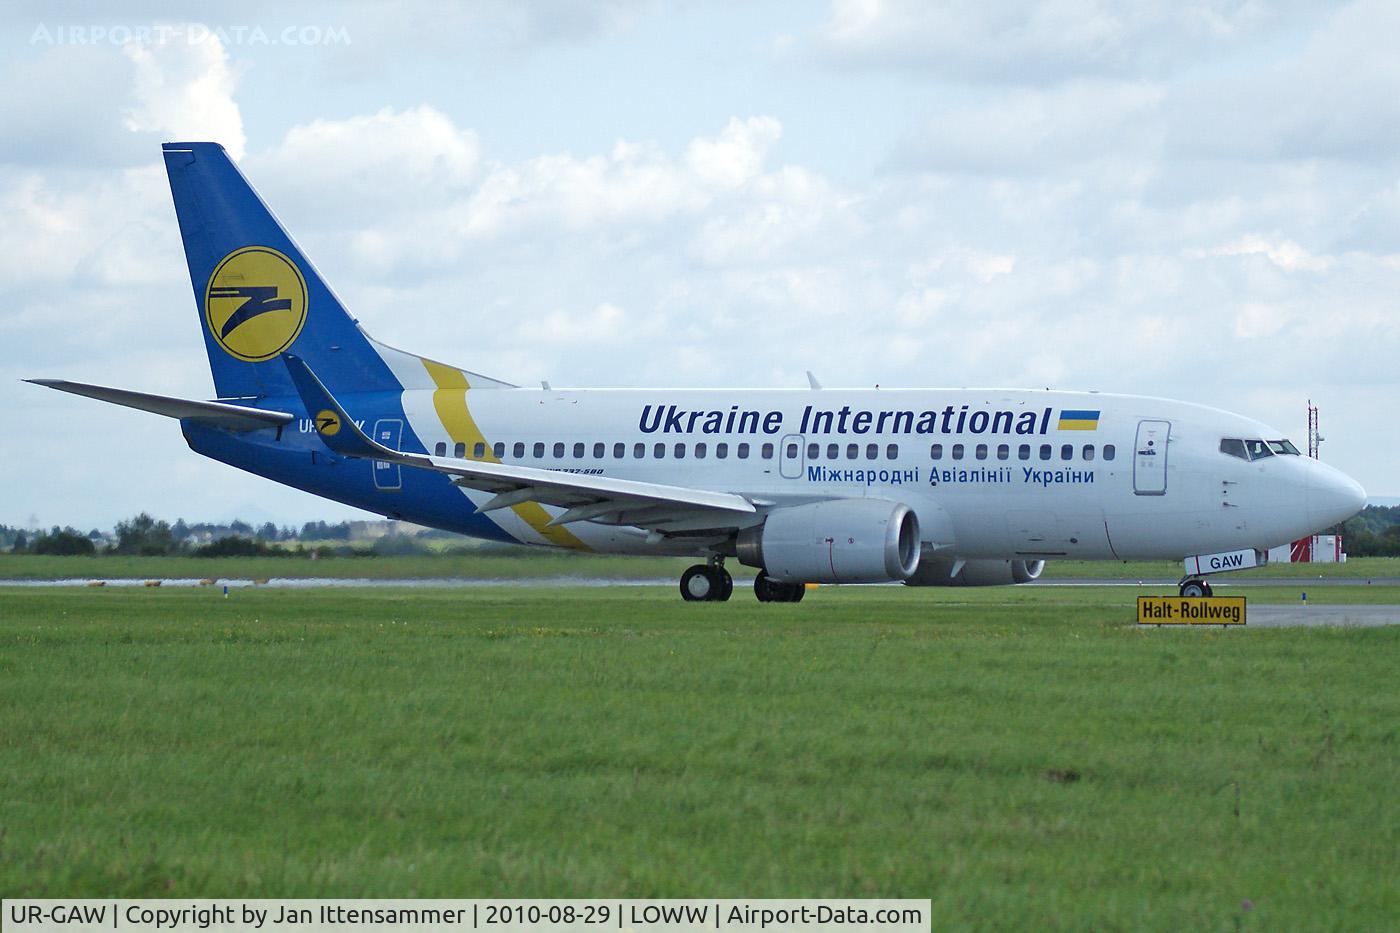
top-left (30, 143), bottom-right (1367, 601)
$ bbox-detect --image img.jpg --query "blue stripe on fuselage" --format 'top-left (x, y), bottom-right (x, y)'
top-left (179, 393), bottom-right (516, 543)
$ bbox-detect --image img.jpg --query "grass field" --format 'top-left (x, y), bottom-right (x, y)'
top-left (2, 584), bottom-right (1398, 927)
top-left (3, 552), bottom-right (1397, 582)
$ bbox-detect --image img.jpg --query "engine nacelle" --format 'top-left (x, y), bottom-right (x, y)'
top-left (736, 499), bottom-right (921, 583)
top-left (904, 556), bottom-right (1045, 587)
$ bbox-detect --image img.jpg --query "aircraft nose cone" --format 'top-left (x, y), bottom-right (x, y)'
top-left (1307, 463), bottom-right (1366, 530)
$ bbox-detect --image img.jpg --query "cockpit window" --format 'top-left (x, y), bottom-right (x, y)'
top-left (1219, 438), bottom-right (1249, 460)
top-left (1222, 438), bottom-right (1290, 461)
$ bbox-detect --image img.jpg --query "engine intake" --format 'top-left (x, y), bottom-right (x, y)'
top-left (904, 556), bottom-right (1045, 587)
top-left (737, 499), bottom-right (921, 583)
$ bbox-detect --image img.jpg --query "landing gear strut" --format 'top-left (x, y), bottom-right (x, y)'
top-left (1179, 578), bottom-right (1213, 597)
top-left (754, 572), bottom-right (805, 603)
top-left (680, 557), bottom-right (733, 602)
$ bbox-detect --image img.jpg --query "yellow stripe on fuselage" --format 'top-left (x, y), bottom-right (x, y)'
top-left (1058, 420), bottom-right (1099, 431)
top-left (421, 359), bottom-right (587, 550)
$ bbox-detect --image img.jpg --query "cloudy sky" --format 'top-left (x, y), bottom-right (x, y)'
top-left (2, 1), bottom-right (1397, 530)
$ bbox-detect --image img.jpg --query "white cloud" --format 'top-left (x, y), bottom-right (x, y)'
top-left (1201, 235), bottom-right (1333, 272)
top-left (685, 116), bottom-right (782, 188)
top-left (814, 0), bottom-right (1299, 81)
top-left (894, 80), bottom-right (1164, 173)
top-left (122, 28), bottom-right (246, 158)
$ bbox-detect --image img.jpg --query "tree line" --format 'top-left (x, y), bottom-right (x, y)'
top-left (2, 516), bottom-right (371, 557)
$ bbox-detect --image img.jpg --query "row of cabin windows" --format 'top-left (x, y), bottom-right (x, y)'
top-left (805, 442), bottom-right (900, 461)
top-left (431, 439), bottom-right (1114, 464)
top-left (930, 442), bottom-right (1115, 463)
top-left (434, 440), bottom-right (775, 461)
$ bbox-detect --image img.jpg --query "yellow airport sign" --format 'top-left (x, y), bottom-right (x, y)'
top-left (1137, 596), bottom-right (1246, 626)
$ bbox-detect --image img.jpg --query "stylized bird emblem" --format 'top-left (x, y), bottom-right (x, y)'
top-left (208, 285), bottom-right (292, 339)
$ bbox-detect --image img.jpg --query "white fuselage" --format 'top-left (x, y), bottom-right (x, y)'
top-left (351, 385), bottom-right (1364, 560)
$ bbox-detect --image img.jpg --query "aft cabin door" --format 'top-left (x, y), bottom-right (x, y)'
top-left (1133, 420), bottom-right (1170, 496)
top-left (372, 419), bottom-right (403, 491)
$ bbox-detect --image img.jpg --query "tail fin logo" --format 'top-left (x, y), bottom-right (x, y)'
top-left (204, 247), bottom-right (308, 361)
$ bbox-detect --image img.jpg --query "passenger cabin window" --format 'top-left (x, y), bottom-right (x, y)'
top-left (866, 443), bottom-right (878, 460)
top-left (808, 443), bottom-right (820, 460)
top-left (533, 442), bottom-right (545, 458)
top-left (1083, 445), bottom-right (1095, 461)
top-left (737, 443), bottom-right (750, 459)
top-left (951, 444), bottom-right (964, 460)
top-left (1060, 444), bottom-right (1073, 461)
top-left (786, 442), bottom-right (799, 459)
top-left (633, 442), bottom-right (645, 458)
top-left (716, 443), bottom-right (729, 459)
top-left (1039, 444), bottom-right (1052, 461)
top-left (761, 443), bottom-right (774, 459)
top-left (975, 444), bottom-right (988, 460)
top-left (828, 443), bottom-right (840, 459)
top-left (493, 442), bottom-right (505, 459)
top-left (997, 444), bottom-right (1009, 460)
top-left (847, 443), bottom-right (858, 459)
top-left (887, 444), bottom-right (899, 459)
top-left (434, 442), bottom-right (447, 457)
top-left (674, 443), bottom-right (686, 459)
top-left (1018, 444), bottom-right (1031, 460)
top-left (613, 442), bottom-right (625, 458)
top-left (654, 443), bottom-right (666, 459)
top-left (593, 442), bottom-right (605, 458)
top-left (573, 442), bottom-right (585, 458)
top-left (513, 442), bottom-right (525, 458)
top-left (1103, 444), bottom-right (1116, 461)
top-left (695, 442), bottom-right (707, 459)
top-left (473, 442), bottom-right (486, 459)
top-left (553, 442), bottom-right (565, 458)
top-left (454, 442), bottom-right (466, 458)
top-left (931, 444), bottom-right (943, 460)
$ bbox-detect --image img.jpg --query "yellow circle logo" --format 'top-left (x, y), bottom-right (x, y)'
top-left (204, 246), bottom-right (308, 362)
top-left (314, 409), bottom-right (341, 436)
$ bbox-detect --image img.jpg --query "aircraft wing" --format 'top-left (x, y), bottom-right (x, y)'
top-left (283, 356), bottom-right (757, 532)
top-left (26, 379), bottom-right (293, 432)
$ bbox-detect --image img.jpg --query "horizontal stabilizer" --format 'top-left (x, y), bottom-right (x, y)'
top-left (26, 379), bottom-right (293, 431)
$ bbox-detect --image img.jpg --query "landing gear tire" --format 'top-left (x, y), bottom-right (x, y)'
top-left (1179, 579), bottom-right (1212, 598)
top-left (681, 565), bottom-right (732, 602)
top-left (754, 573), bottom-right (806, 603)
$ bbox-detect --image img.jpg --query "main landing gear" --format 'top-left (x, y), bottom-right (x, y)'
top-left (753, 572), bottom-right (805, 603)
top-left (678, 558), bottom-right (806, 603)
top-left (680, 557), bottom-right (734, 602)
top-left (1179, 578), bottom-right (1213, 597)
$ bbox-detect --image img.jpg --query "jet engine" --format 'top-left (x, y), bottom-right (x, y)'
top-left (736, 499), bottom-right (921, 583)
top-left (904, 555), bottom-right (1045, 587)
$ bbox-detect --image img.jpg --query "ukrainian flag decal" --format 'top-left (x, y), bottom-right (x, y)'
top-left (1058, 409), bottom-right (1100, 431)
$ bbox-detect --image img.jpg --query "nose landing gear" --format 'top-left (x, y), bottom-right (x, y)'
top-left (1179, 578), bottom-right (1213, 598)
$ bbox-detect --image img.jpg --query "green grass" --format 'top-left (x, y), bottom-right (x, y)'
top-left (2, 585), bottom-right (1399, 927)
top-left (4, 552), bottom-right (1397, 582)
top-left (0, 551), bottom-right (708, 581)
